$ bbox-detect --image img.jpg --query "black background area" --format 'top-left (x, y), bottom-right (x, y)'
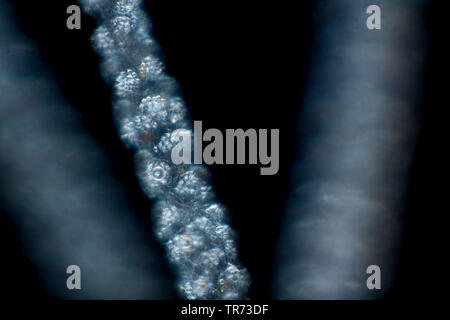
top-left (1, 0), bottom-right (446, 301)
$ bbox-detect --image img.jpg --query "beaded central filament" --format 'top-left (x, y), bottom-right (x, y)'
top-left (79, 0), bottom-right (250, 299)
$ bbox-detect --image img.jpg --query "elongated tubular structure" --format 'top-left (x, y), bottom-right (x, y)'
top-left (273, 0), bottom-right (427, 299)
top-left (78, 0), bottom-right (249, 299)
top-left (0, 0), bottom-right (175, 299)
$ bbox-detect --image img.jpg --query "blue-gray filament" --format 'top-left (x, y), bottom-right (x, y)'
top-left (273, 0), bottom-right (427, 299)
top-left (78, 0), bottom-right (250, 299)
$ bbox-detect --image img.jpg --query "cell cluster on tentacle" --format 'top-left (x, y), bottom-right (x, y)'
top-left (79, 0), bottom-right (249, 299)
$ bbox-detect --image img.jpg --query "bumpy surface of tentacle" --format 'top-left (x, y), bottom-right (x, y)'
top-left (78, 0), bottom-right (249, 299)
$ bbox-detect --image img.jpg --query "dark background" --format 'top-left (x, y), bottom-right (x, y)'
top-left (1, 0), bottom-right (445, 300)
